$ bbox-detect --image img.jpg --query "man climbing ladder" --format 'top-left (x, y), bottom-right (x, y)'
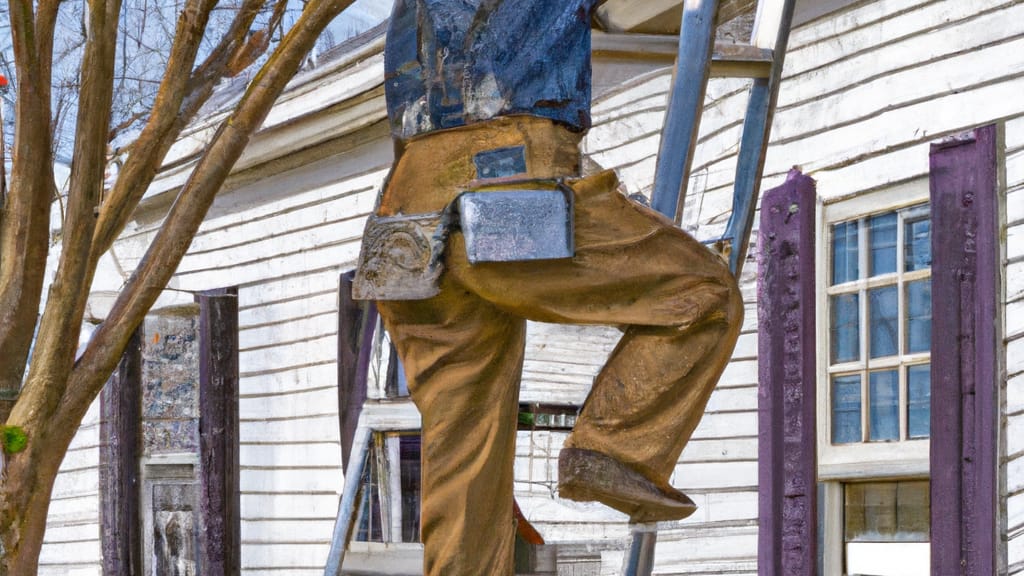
top-left (350, 1), bottom-right (746, 574)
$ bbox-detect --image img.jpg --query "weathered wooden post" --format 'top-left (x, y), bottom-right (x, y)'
top-left (929, 124), bottom-right (1003, 576)
top-left (757, 169), bottom-right (817, 576)
top-left (100, 329), bottom-right (143, 576)
top-left (197, 288), bottom-right (240, 576)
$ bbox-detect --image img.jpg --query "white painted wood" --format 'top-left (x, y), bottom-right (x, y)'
top-left (239, 311), bottom-right (336, 352)
top-left (1007, 338), bottom-right (1024, 383)
top-left (240, 442), bottom-right (342, 469)
top-left (241, 519), bottom-right (337, 543)
top-left (176, 240), bottom-right (362, 291)
top-left (241, 571), bottom-right (321, 576)
top-left (186, 190), bottom-right (376, 257)
top-left (752, 0), bottom-right (786, 48)
top-left (239, 364), bottom-right (339, 397)
top-left (682, 436), bottom-right (758, 462)
top-left (787, 0), bottom-right (928, 50)
top-left (52, 0), bottom-right (1024, 572)
top-left (1009, 301), bottom-right (1024, 352)
top-left (239, 493), bottom-right (340, 520)
top-left (784, 0), bottom-right (1011, 79)
top-left (238, 292), bottom-right (337, 330)
top-left (50, 468), bottom-right (100, 500)
top-left (239, 334), bottom-right (337, 374)
top-left (240, 468), bottom-right (342, 494)
top-left (44, 494), bottom-right (100, 525)
top-left (240, 387), bottom-right (339, 421)
top-left (239, 542), bottom-right (332, 569)
top-left (672, 461), bottom-right (757, 490)
top-left (241, 414), bottom-right (341, 444)
top-left (777, 35), bottom-right (1024, 144)
top-left (38, 541), bottom-right (102, 565)
top-left (652, 525), bottom-right (757, 563)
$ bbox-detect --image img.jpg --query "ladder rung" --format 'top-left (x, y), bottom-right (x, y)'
top-left (592, 32), bottom-right (773, 79)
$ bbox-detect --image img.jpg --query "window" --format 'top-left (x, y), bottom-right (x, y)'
top-left (817, 181), bottom-right (932, 575)
top-left (355, 433), bottom-right (422, 544)
top-left (818, 182), bottom-right (932, 479)
top-left (842, 480), bottom-right (930, 576)
top-left (827, 203), bottom-right (932, 446)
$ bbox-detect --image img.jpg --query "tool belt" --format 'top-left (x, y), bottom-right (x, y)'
top-left (352, 181), bottom-right (574, 301)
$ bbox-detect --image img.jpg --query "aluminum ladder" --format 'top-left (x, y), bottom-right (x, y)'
top-left (623, 0), bottom-right (797, 573)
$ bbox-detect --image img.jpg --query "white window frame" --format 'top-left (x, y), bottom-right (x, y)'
top-left (816, 179), bottom-right (932, 481)
top-left (816, 180), bottom-right (932, 575)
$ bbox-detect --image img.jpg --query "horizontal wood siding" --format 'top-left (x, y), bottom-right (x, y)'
top-left (231, 184), bottom-right (379, 573)
top-left (39, 397), bottom-right (102, 575)
top-left (106, 119), bottom-right (391, 572)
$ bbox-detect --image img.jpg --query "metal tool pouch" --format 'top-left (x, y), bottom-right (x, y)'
top-left (352, 211), bottom-right (450, 301)
top-left (457, 181), bottom-right (574, 264)
top-left (353, 181), bottom-right (574, 301)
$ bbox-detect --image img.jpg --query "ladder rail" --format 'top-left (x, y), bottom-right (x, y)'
top-left (625, 2), bottom-right (721, 574)
top-left (325, 425), bottom-right (373, 576)
top-left (649, 0), bottom-right (721, 221)
top-left (721, 0), bottom-right (798, 277)
top-left (624, 0), bottom-right (796, 572)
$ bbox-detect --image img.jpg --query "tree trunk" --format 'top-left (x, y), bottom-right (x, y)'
top-left (0, 413), bottom-right (78, 576)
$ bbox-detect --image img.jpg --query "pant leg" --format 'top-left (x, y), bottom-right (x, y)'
top-left (377, 285), bottom-right (525, 576)
top-left (445, 169), bottom-right (744, 482)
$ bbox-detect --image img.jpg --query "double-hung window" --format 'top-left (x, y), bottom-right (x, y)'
top-left (817, 181), bottom-right (932, 575)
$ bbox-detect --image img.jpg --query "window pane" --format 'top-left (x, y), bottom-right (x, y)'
top-left (904, 215), bottom-right (931, 272)
top-left (847, 481), bottom-right (897, 540)
top-left (869, 370), bottom-right (899, 441)
top-left (907, 364), bottom-right (931, 439)
top-left (399, 435), bottom-right (422, 542)
top-left (870, 212), bottom-right (898, 276)
top-left (355, 448), bottom-right (383, 542)
top-left (831, 293), bottom-right (860, 363)
top-left (832, 220), bottom-right (859, 285)
top-left (869, 286), bottom-right (899, 358)
top-left (845, 481), bottom-right (930, 542)
top-left (906, 280), bottom-right (931, 354)
top-left (897, 480), bottom-right (930, 537)
top-left (832, 375), bottom-right (862, 444)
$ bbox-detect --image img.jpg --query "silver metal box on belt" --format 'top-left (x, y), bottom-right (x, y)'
top-left (458, 188), bottom-right (574, 264)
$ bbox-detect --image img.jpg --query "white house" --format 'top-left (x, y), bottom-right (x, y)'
top-left (38, 0), bottom-right (1024, 574)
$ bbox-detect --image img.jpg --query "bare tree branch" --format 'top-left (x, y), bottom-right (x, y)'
top-left (18, 0), bottom-right (125, 423)
top-left (91, 0), bottom-right (253, 258)
top-left (0, 0), bottom-right (58, 420)
top-left (61, 0), bottom-right (355, 421)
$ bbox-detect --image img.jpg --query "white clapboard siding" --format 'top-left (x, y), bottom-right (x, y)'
top-left (785, 0), bottom-right (931, 51)
top-left (40, 397), bottom-right (102, 575)
top-left (650, 524), bottom-right (758, 575)
top-left (150, 147), bottom-right (385, 573)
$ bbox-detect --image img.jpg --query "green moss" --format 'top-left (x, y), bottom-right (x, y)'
top-left (1, 426), bottom-right (28, 454)
top-left (517, 412), bottom-right (535, 427)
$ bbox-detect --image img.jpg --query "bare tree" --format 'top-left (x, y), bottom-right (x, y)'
top-left (0, 0), bottom-right (354, 571)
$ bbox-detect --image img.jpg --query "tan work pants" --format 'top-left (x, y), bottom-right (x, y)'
top-left (376, 116), bottom-right (743, 576)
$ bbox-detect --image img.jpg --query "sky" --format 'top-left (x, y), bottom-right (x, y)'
top-left (325, 0), bottom-right (394, 44)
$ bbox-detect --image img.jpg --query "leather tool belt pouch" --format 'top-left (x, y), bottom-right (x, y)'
top-left (352, 211), bottom-right (449, 301)
top-left (457, 181), bottom-right (574, 264)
